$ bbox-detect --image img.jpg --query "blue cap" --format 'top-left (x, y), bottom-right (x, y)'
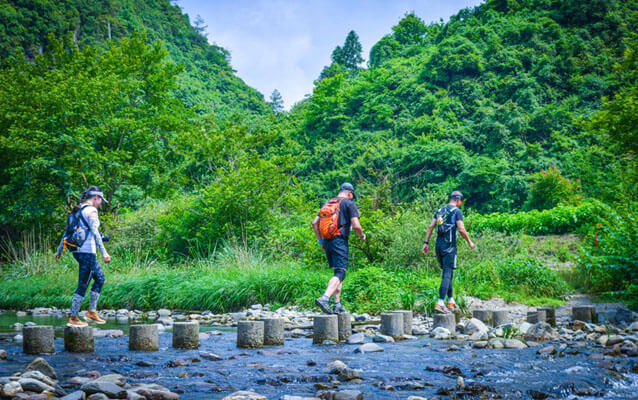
top-left (340, 182), bottom-right (356, 199)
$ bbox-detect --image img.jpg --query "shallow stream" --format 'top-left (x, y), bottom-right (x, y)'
top-left (1, 312), bottom-right (637, 399)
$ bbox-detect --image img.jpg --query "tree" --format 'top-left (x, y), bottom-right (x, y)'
top-left (392, 12), bottom-right (427, 45)
top-left (193, 14), bottom-right (207, 37)
top-left (269, 89), bottom-right (284, 114)
top-left (334, 30), bottom-right (364, 71)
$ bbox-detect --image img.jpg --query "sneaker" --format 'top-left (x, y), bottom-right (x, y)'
top-left (85, 310), bottom-right (106, 324)
top-left (315, 297), bottom-right (333, 314)
top-left (333, 303), bottom-right (347, 314)
top-left (67, 316), bottom-right (88, 327)
top-left (434, 304), bottom-right (450, 314)
top-left (447, 302), bottom-right (458, 311)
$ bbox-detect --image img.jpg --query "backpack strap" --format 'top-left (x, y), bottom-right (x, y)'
top-left (76, 205), bottom-right (95, 240)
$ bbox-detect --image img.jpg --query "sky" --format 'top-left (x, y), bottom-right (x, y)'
top-left (178, 0), bottom-right (484, 109)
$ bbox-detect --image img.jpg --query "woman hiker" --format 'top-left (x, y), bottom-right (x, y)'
top-left (55, 186), bottom-right (111, 326)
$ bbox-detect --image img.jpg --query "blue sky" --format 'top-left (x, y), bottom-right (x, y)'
top-left (178, 0), bottom-right (484, 109)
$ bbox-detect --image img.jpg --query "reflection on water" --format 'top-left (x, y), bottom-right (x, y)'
top-left (0, 312), bottom-right (636, 399)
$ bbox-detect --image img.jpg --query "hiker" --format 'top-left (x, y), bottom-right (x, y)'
top-left (55, 186), bottom-right (111, 326)
top-left (422, 190), bottom-right (475, 314)
top-left (313, 183), bottom-right (366, 314)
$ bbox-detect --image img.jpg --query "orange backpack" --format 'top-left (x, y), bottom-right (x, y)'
top-left (319, 198), bottom-right (344, 239)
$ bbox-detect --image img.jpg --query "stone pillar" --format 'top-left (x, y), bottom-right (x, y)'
top-left (572, 305), bottom-right (597, 323)
top-left (237, 320), bottom-right (264, 348)
top-left (392, 310), bottom-right (413, 336)
top-left (312, 315), bottom-right (338, 344)
top-left (492, 310), bottom-right (510, 327)
top-left (472, 310), bottom-right (493, 327)
top-left (23, 326), bottom-right (54, 354)
top-left (527, 310), bottom-right (546, 324)
top-left (129, 324), bottom-right (159, 351)
top-left (64, 326), bottom-right (94, 352)
top-left (433, 313), bottom-right (456, 333)
top-left (261, 318), bottom-right (284, 346)
top-left (453, 309), bottom-right (463, 325)
top-left (336, 313), bottom-right (352, 342)
top-left (380, 312), bottom-right (404, 340)
top-left (538, 307), bottom-right (556, 327)
top-left (173, 321), bottom-right (199, 349)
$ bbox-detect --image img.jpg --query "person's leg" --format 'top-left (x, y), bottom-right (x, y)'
top-left (316, 239), bottom-right (338, 313)
top-left (447, 254), bottom-right (456, 305)
top-left (333, 280), bottom-right (343, 303)
top-left (71, 253), bottom-right (91, 317)
top-left (89, 257), bottom-right (105, 310)
top-left (330, 238), bottom-right (348, 313)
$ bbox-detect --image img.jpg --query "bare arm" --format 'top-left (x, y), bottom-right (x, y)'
top-left (422, 218), bottom-right (437, 255)
top-left (88, 210), bottom-right (111, 262)
top-left (456, 220), bottom-right (475, 249)
top-left (54, 236), bottom-right (65, 261)
top-left (312, 215), bottom-right (322, 241)
top-left (350, 217), bottom-right (365, 241)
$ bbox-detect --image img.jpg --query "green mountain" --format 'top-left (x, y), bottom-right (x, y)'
top-left (0, 0), bottom-right (269, 116)
top-left (280, 0), bottom-right (637, 212)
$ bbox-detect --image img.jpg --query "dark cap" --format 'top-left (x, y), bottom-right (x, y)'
top-left (340, 182), bottom-right (356, 199)
top-left (450, 190), bottom-right (464, 200)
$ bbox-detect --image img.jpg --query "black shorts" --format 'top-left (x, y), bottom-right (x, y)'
top-left (436, 246), bottom-right (457, 270)
top-left (324, 236), bottom-right (349, 270)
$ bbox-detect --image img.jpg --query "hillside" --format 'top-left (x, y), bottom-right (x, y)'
top-left (278, 0), bottom-right (637, 212)
top-left (0, 0), bottom-right (269, 116)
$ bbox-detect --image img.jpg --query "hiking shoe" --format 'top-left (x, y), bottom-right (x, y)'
top-left (85, 310), bottom-right (106, 324)
top-left (67, 316), bottom-right (88, 327)
top-left (447, 302), bottom-right (459, 311)
top-left (333, 303), bottom-right (348, 314)
top-left (315, 297), bottom-right (333, 314)
top-left (434, 304), bottom-right (450, 314)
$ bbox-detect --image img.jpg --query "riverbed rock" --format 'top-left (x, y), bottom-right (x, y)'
top-left (472, 341), bottom-right (488, 349)
top-left (629, 321), bottom-right (638, 331)
top-left (345, 333), bottom-right (364, 344)
top-left (606, 335), bottom-right (624, 346)
top-left (328, 360), bottom-right (347, 374)
top-left (1, 381), bottom-right (23, 396)
top-left (372, 334), bottom-right (394, 343)
top-left (87, 393), bottom-right (109, 400)
top-left (223, 391), bottom-right (267, 400)
top-left (525, 322), bottom-right (557, 342)
top-left (93, 329), bottom-right (123, 338)
top-left (354, 343), bottom-right (383, 353)
top-left (59, 391), bottom-right (86, 400)
top-left (136, 388), bottom-right (179, 400)
top-left (431, 327), bottom-right (451, 340)
top-left (412, 326), bottom-right (428, 336)
top-left (17, 378), bottom-right (54, 393)
top-left (0, 349), bottom-right (6, 360)
top-left (504, 339), bottom-right (527, 349)
top-left (25, 357), bottom-right (57, 379)
top-left (337, 367), bottom-right (360, 382)
top-left (538, 345), bottom-right (557, 355)
top-left (80, 381), bottom-right (127, 398)
top-left (519, 322), bottom-right (533, 335)
top-left (316, 390), bottom-right (363, 400)
top-left (464, 318), bottom-right (488, 335)
top-left (20, 370), bottom-right (56, 387)
top-left (199, 351), bottom-right (223, 361)
top-left (488, 338), bottom-right (505, 349)
top-left (95, 374), bottom-right (126, 387)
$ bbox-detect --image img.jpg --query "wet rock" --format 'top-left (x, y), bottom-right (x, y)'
top-left (316, 390), bottom-right (363, 400)
top-left (93, 329), bottom-right (123, 338)
top-left (431, 327), bottom-right (451, 340)
top-left (472, 341), bottom-right (488, 349)
top-left (411, 326), bottom-right (428, 336)
top-left (456, 376), bottom-right (465, 390)
top-left (527, 389), bottom-right (549, 399)
top-left (16, 311), bottom-right (27, 317)
top-left (167, 359), bottom-right (189, 367)
top-left (223, 390), bottom-right (267, 400)
top-left (337, 367), bottom-right (360, 382)
top-left (372, 334), bottom-right (394, 343)
top-left (199, 351), bottom-right (223, 361)
top-left (504, 339), bottom-right (527, 349)
top-left (525, 323), bottom-right (557, 341)
top-left (86, 371), bottom-right (101, 379)
top-left (345, 333), bottom-right (364, 344)
top-left (20, 370), bottom-right (56, 387)
top-left (565, 366), bottom-right (587, 374)
top-left (67, 376), bottom-right (92, 386)
top-left (354, 314), bottom-right (370, 322)
top-left (12, 322), bottom-right (24, 331)
top-left (594, 325), bottom-right (607, 334)
top-left (126, 390), bottom-right (145, 400)
top-left (519, 322), bottom-right (532, 334)
top-left (629, 321), bottom-right (638, 331)
top-left (354, 343), bottom-right (383, 353)
top-left (0, 349), bottom-right (6, 359)
top-left (1, 381), bottom-right (23, 396)
top-left (25, 357), bottom-right (57, 379)
top-left (406, 397), bottom-right (428, 400)
top-left (599, 335), bottom-right (609, 346)
top-left (17, 378), bottom-right (54, 393)
top-left (573, 320), bottom-right (586, 331)
top-left (136, 388), bottom-right (179, 400)
top-left (87, 394), bottom-right (109, 400)
top-left (157, 309), bottom-right (171, 317)
top-left (80, 381), bottom-right (127, 398)
top-left (14, 334), bottom-right (23, 342)
top-left (469, 331), bottom-right (488, 341)
top-left (606, 335), bottom-right (624, 346)
top-left (94, 374), bottom-right (126, 387)
top-left (59, 390), bottom-right (85, 400)
top-left (537, 345), bottom-right (556, 355)
top-left (616, 307), bottom-right (636, 324)
top-left (328, 360), bottom-right (347, 374)
top-left (464, 318), bottom-right (488, 335)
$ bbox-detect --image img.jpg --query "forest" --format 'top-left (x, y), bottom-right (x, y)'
top-left (0, 0), bottom-right (636, 312)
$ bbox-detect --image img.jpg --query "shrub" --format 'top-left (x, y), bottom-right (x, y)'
top-left (525, 165), bottom-right (582, 211)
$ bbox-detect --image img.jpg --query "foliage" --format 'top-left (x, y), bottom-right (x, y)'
top-left (471, 200), bottom-right (607, 235)
top-left (525, 165), bottom-right (582, 211)
top-left (575, 202), bottom-right (638, 306)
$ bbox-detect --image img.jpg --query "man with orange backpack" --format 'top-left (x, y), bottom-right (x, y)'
top-left (313, 183), bottom-right (366, 314)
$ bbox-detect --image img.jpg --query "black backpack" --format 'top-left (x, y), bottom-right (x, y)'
top-left (435, 205), bottom-right (459, 243)
top-left (61, 205), bottom-right (93, 252)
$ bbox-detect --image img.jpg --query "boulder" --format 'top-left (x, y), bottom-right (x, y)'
top-left (17, 378), bottom-right (54, 393)
top-left (354, 343), bottom-right (383, 353)
top-left (337, 367), bottom-right (360, 382)
top-left (345, 333), bottom-right (364, 344)
top-left (136, 389), bottom-right (179, 400)
top-left (1, 381), bottom-right (23, 397)
top-left (20, 370), bottom-right (56, 387)
top-left (0, 349), bottom-right (6, 359)
top-left (372, 334), bottom-right (394, 343)
top-left (59, 391), bottom-right (86, 400)
top-left (431, 327), bottom-right (451, 340)
top-left (504, 339), bottom-right (527, 349)
top-left (525, 322), bottom-right (557, 342)
top-left (80, 381), bottom-right (127, 399)
top-left (606, 335), bottom-right (624, 346)
top-left (222, 391), bottom-right (267, 400)
top-left (25, 357), bottom-right (57, 379)
top-left (94, 374), bottom-right (126, 387)
top-left (328, 360), bottom-right (347, 374)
